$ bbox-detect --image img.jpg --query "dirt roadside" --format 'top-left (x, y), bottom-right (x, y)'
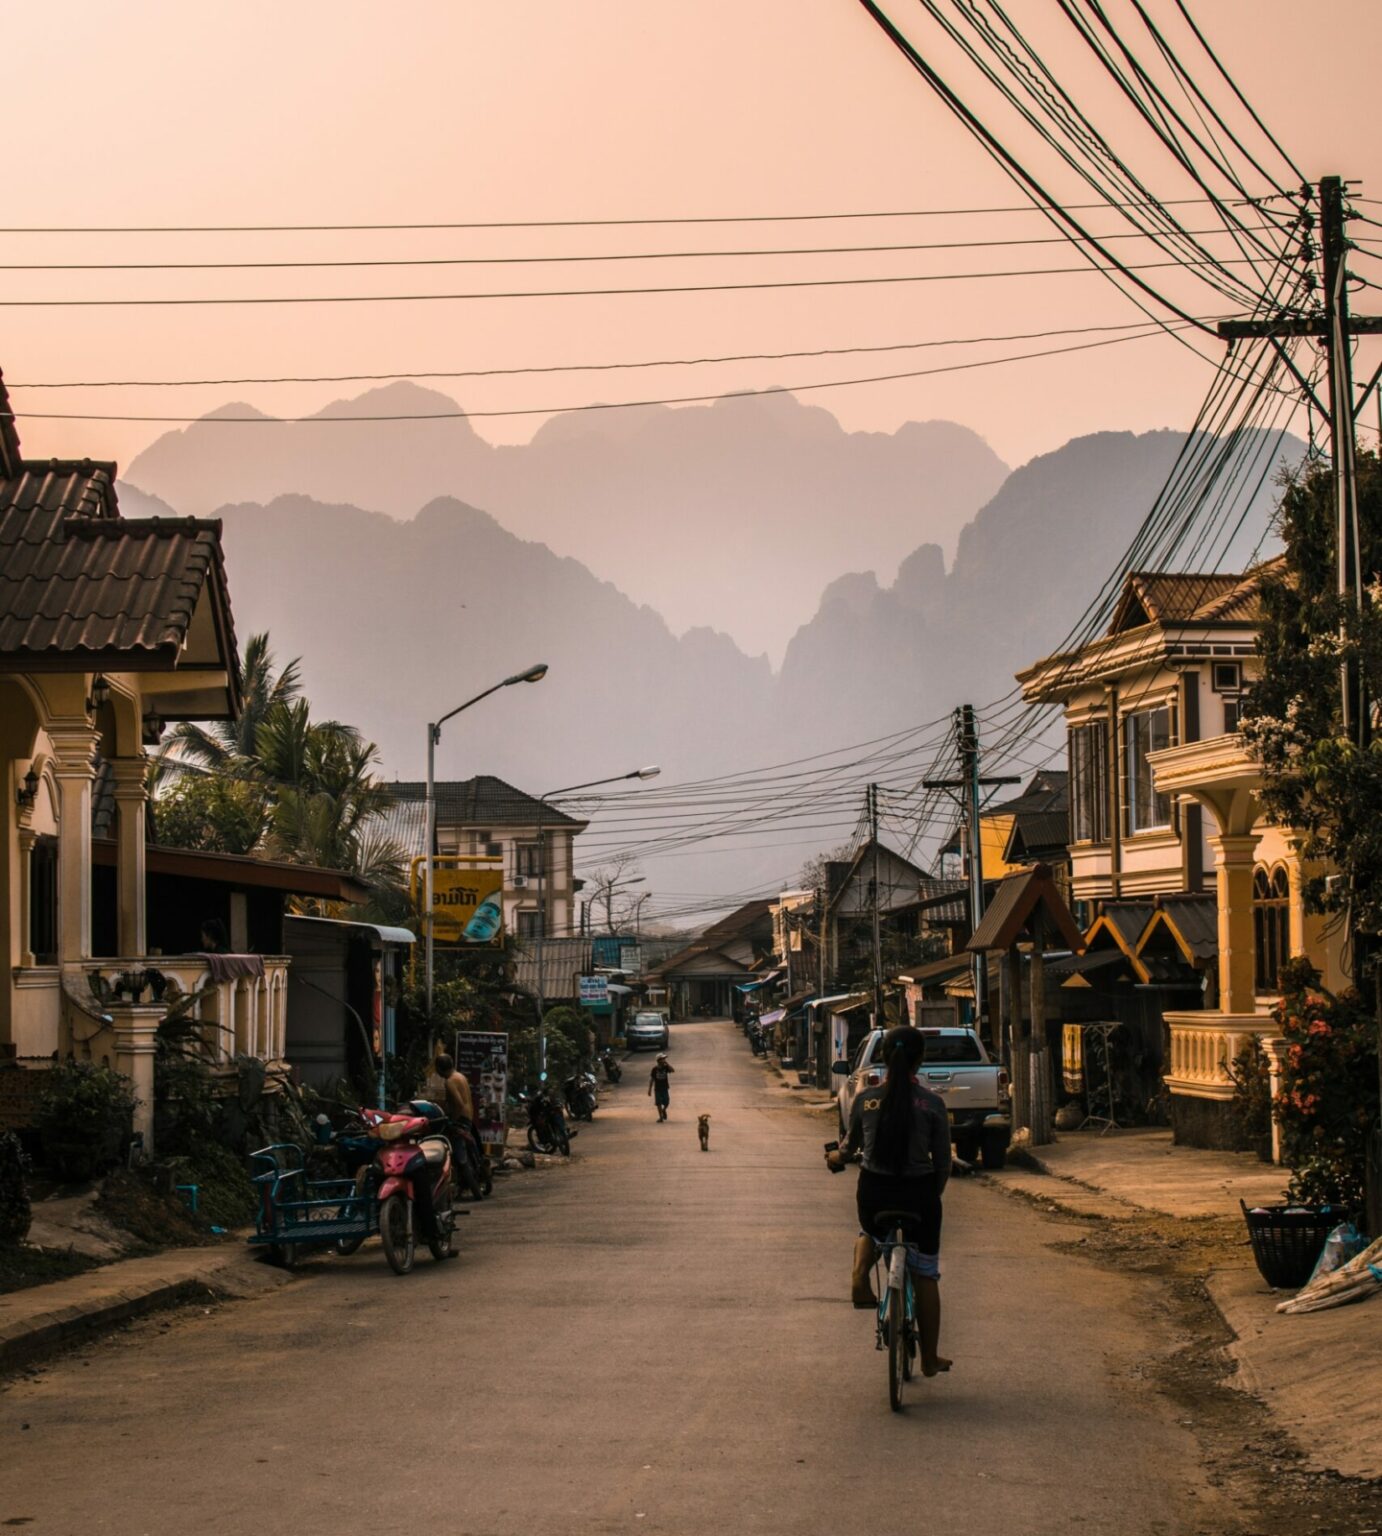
top-left (985, 1172), bottom-right (1382, 1534)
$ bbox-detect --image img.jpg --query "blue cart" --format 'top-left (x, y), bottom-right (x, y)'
top-left (247, 1143), bottom-right (378, 1268)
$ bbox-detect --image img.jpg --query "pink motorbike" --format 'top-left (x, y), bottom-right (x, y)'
top-left (363, 1104), bottom-right (457, 1275)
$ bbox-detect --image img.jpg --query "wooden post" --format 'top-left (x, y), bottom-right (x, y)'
top-left (1008, 941), bottom-right (1030, 1137)
top-left (1029, 929), bottom-right (1052, 1146)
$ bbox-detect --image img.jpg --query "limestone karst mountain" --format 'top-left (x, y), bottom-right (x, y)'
top-left (124, 383), bottom-right (1010, 660)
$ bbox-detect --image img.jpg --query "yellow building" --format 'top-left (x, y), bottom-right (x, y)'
top-left (1019, 563), bottom-right (1343, 1150)
top-left (0, 376), bottom-right (254, 1153)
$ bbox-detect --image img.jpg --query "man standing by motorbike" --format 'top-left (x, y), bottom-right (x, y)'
top-left (435, 1053), bottom-right (489, 1197)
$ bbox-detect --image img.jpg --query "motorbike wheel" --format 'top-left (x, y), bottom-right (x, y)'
top-left (428, 1186), bottom-right (455, 1262)
top-left (527, 1123), bottom-right (557, 1155)
top-left (379, 1193), bottom-right (415, 1276)
top-left (578, 1096), bottom-right (595, 1123)
top-left (269, 1241), bottom-right (299, 1269)
top-left (556, 1124), bottom-right (572, 1157)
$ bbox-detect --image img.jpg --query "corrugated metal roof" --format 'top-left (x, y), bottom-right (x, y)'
top-left (375, 796), bottom-right (430, 861)
top-left (386, 775), bottom-right (584, 829)
top-left (512, 938), bottom-right (594, 999)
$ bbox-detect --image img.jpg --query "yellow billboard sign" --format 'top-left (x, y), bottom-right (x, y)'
top-left (410, 858), bottom-right (504, 945)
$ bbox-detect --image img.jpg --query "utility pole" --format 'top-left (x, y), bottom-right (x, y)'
top-left (1218, 176), bottom-right (1382, 745)
top-left (924, 705), bottom-right (1018, 1043)
top-left (868, 782), bottom-right (883, 1027)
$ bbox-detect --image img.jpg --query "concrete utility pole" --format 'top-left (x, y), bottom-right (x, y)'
top-left (924, 705), bottom-right (1017, 1043)
top-left (1217, 176), bottom-right (1382, 1225)
top-left (869, 782), bottom-right (883, 1027)
top-left (1218, 176), bottom-right (1382, 745)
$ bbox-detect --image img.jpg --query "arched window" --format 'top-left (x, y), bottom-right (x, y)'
top-left (1253, 865), bottom-right (1290, 993)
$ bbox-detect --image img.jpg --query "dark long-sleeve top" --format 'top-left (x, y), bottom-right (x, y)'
top-left (844, 1076), bottom-right (951, 1190)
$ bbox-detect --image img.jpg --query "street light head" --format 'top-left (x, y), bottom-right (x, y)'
top-left (633, 765), bottom-right (661, 780)
top-left (507, 663), bottom-right (549, 686)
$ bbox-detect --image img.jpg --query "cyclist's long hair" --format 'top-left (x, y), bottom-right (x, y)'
top-left (873, 1028), bottom-right (927, 1173)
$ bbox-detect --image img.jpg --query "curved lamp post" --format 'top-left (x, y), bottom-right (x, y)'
top-left (424, 663), bottom-right (548, 1016)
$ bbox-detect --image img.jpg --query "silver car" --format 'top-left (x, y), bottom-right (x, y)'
top-left (626, 1011), bottom-right (670, 1051)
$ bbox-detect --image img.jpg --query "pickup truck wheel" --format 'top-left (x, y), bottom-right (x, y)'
top-left (953, 1133), bottom-right (979, 1166)
top-left (980, 1131), bottom-right (1008, 1171)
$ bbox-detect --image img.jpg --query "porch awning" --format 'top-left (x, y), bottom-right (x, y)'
top-left (759, 1008), bottom-right (785, 1026)
top-left (94, 838), bottom-right (372, 904)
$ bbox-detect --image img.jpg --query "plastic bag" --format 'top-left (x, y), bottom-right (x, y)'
top-left (1306, 1221), bottom-right (1366, 1287)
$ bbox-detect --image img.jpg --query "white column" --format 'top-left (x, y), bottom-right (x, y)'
top-left (109, 757), bottom-right (148, 958)
top-left (47, 723), bottom-right (99, 965)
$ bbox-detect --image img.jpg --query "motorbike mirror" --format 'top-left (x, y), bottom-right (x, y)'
top-left (830, 1060), bottom-right (850, 1075)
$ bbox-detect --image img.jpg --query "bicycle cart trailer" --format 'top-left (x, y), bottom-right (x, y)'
top-left (248, 1142), bottom-right (378, 1269)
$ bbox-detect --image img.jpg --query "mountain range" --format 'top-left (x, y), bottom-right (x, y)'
top-left (119, 392), bottom-right (1303, 897)
top-left (125, 383), bottom-right (1010, 661)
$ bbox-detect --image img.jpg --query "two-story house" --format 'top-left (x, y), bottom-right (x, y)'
top-left (384, 776), bottom-right (587, 939)
top-left (1018, 563), bottom-right (1345, 1148)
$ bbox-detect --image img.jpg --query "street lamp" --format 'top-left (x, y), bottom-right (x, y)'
top-left (535, 765), bottom-right (660, 1075)
top-left (424, 663), bottom-right (548, 1016)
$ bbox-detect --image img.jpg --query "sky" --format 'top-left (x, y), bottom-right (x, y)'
top-left (5, 0), bottom-right (1381, 478)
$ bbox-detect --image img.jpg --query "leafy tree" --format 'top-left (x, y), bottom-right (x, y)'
top-left (1240, 452), bottom-right (1382, 937)
top-left (153, 773), bottom-right (267, 855)
top-left (154, 632), bottom-right (404, 900)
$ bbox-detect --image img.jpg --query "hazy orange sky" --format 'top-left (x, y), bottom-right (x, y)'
top-left (5, 1), bottom-right (1380, 477)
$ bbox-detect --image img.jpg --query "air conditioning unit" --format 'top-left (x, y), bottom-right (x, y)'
top-left (512, 875), bottom-right (527, 888)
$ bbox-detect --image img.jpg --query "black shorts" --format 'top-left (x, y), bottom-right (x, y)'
top-left (856, 1168), bottom-right (943, 1258)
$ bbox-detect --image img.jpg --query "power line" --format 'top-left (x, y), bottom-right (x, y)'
top-left (0, 252), bottom-right (1269, 308)
top-left (0, 224), bottom-right (1283, 272)
top-left (0, 196), bottom-right (1285, 235)
top-left (0, 319), bottom-right (1205, 425)
top-left (6, 315), bottom-right (1209, 390)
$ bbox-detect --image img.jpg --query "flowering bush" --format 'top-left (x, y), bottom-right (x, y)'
top-left (1271, 959), bottom-right (1378, 1209)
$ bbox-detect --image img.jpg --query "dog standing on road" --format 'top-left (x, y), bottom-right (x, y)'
top-left (697, 1114), bottom-right (711, 1152)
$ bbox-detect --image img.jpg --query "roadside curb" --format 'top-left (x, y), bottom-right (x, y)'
top-left (0, 1245), bottom-right (295, 1373)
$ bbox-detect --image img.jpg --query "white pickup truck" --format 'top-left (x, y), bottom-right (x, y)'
top-left (832, 1026), bottom-right (1012, 1170)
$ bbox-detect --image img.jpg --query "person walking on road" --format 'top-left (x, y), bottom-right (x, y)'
top-left (648, 1053), bottom-right (675, 1121)
top-left (827, 1026), bottom-right (952, 1376)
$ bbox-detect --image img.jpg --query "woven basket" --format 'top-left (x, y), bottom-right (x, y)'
top-left (1240, 1201), bottom-right (1340, 1290)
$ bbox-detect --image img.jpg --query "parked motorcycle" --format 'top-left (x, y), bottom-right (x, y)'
top-left (599, 1048), bottom-right (623, 1085)
top-left (399, 1099), bottom-right (492, 1202)
top-left (363, 1104), bottom-right (457, 1275)
top-left (520, 1083), bottom-right (573, 1156)
top-left (564, 1070), bottom-right (598, 1123)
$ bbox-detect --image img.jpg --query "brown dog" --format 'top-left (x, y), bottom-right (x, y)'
top-left (697, 1114), bottom-right (711, 1151)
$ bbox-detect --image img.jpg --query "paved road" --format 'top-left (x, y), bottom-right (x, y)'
top-left (1, 1021), bottom-right (1229, 1535)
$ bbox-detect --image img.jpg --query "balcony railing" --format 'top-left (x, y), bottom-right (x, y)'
top-left (1163, 1010), bottom-right (1278, 1102)
top-left (68, 955), bottom-right (291, 1066)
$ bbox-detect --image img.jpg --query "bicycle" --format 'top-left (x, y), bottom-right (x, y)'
top-left (871, 1208), bottom-right (924, 1413)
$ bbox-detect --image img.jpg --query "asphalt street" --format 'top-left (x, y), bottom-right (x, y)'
top-left (1, 1020), bottom-right (1231, 1535)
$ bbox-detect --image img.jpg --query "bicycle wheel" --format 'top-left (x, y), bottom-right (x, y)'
top-left (887, 1282), bottom-right (906, 1412)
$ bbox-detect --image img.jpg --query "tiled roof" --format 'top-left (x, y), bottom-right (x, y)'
top-left (386, 775), bottom-right (584, 829)
top-left (0, 374), bottom-right (238, 675)
top-left (1108, 560), bottom-right (1284, 636)
top-left (701, 899), bottom-right (774, 942)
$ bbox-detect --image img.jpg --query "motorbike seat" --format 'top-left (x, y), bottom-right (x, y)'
top-left (419, 1136), bottom-right (450, 1167)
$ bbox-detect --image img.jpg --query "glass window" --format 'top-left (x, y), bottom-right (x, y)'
top-left (516, 842), bottom-right (546, 878)
top-left (921, 1033), bottom-right (982, 1063)
top-left (1069, 721), bottom-right (1109, 843)
top-left (1253, 865), bottom-right (1290, 992)
top-left (29, 836), bottom-right (57, 964)
top-left (1124, 706), bottom-right (1174, 833)
top-left (516, 908), bottom-right (545, 939)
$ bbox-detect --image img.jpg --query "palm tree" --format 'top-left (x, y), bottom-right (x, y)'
top-left (164, 632), bottom-right (303, 775)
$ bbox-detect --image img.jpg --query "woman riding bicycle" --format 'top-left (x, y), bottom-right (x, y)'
top-left (827, 1026), bottom-right (952, 1376)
